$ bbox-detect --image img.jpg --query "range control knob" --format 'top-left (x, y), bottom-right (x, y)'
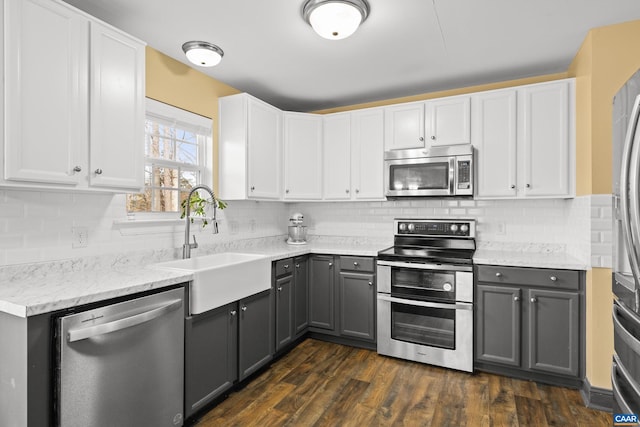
top-left (408, 223), bottom-right (416, 232)
top-left (450, 224), bottom-right (459, 232)
top-left (399, 223), bottom-right (407, 232)
top-left (460, 224), bottom-right (469, 233)
top-left (443, 282), bottom-right (453, 292)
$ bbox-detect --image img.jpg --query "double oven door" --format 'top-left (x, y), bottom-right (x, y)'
top-left (376, 260), bottom-right (474, 372)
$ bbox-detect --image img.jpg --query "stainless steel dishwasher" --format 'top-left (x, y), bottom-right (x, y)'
top-left (56, 287), bottom-right (185, 427)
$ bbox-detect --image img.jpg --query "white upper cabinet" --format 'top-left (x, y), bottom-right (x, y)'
top-left (219, 93), bottom-right (282, 200)
top-left (384, 102), bottom-right (425, 150)
top-left (88, 21), bottom-right (145, 190)
top-left (472, 89), bottom-right (518, 198)
top-left (4, 0), bottom-right (87, 186)
top-left (323, 108), bottom-right (385, 201)
top-left (473, 80), bottom-right (575, 199)
top-left (322, 113), bottom-right (351, 200)
top-left (283, 112), bottom-right (323, 200)
top-left (2, 0), bottom-right (145, 192)
top-left (351, 108), bottom-right (384, 200)
top-left (425, 96), bottom-right (471, 146)
top-left (518, 81), bottom-right (573, 198)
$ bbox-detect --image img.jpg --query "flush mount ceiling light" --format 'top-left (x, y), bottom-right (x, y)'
top-left (302, 0), bottom-right (370, 40)
top-left (181, 41), bottom-right (224, 67)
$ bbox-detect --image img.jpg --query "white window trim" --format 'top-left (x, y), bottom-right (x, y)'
top-left (122, 98), bottom-right (214, 225)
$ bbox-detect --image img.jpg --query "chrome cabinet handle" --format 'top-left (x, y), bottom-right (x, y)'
top-left (495, 272), bottom-right (502, 277)
top-left (286, 189), bottom-right (290, 194)
top-left (355, 189), bottom-right (360, 193)
top-left (73, 166), bottom-right (82, 173)
top-left (230, 310), bottom-right (237, 316)
top-left (346, 189), bottom-right (350, 194)
top-left (94, 168), bottom-right (103, 175)
top-left (241, 305), bottom-right (247, 312)
top-left (277, 286), bottom-right (282, 292)
top-left (251, 186), bottom-right (255, 191)
top-left (353, 262), bottom-right (359, 267)
top-left (430, 136), bottom-right (436, 140)
top-left (526, 183), bottom-right (531, 188)
top-left (419, 136), bottom-right (424, 142)
top-left (368, 281), bottom-right (373, 286)
top-left (328, 262), bottom-right (333, 267)
top-left (530, 297), bottom-right (537, 303)
top-left (514, 296), bottom-right (520, 302)
top-left (550, 276), bottom-right (557, 281)
top-left (284, 264), bottom-right (289, 269)
top-left (510, 184), bottom-right (516, 189)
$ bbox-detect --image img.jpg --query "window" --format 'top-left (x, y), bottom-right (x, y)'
top-left (126, 98), bottom-right (213, 214)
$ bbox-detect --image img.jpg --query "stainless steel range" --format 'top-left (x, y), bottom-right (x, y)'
top-left (376, 218), bottom-right (476, 372)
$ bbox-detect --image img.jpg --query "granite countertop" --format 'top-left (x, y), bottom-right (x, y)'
top-left (0, 238), bottom-right (589, 318)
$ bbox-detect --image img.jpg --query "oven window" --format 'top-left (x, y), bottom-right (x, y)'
top-left (389, 162), bottom-right (449, 190)
top-left (391, 268), bottom-right (455, 301)
top-left (391, 302), bottom-right (455, 349)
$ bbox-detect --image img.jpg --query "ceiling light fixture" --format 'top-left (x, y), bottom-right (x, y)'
top-left (181, 41), bottom-right (224, 67)
top-left (302, 0), bottom-right (370, 40)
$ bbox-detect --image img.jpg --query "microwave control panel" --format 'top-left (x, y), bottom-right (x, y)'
top-left (457, 160), bottom-right (471, 189)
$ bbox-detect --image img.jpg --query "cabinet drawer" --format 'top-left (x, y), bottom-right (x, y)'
top-left (476, 265), bottom-right (579, 290)
top-left (275, 258), bottom-right (294, 277)
top-left (339, 256), bottom-right (375, 273)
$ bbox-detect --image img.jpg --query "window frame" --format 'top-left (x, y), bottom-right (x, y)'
top-left (126, 98), bottom-right (213, 221)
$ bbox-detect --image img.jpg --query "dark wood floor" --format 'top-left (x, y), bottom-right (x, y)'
top-left (195, 338), bottom-right (612, 427)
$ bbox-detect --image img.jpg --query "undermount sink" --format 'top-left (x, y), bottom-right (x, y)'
top-left (153, 252), bottom-right (271, 315)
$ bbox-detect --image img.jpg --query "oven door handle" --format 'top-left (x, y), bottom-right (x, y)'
top-left (377, 260), bottom-right (473, 272)
top-left (377, 294), bottom-right (473, 311)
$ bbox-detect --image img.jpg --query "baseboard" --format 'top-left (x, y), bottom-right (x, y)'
top-left (581, 378), bottom-right (613, 412)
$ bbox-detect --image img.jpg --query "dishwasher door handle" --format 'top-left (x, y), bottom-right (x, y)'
top-left (67, 298), bottom-right (183, 342)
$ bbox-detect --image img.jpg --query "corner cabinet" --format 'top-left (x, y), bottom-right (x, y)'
top-left (473, 79), bottom-right (575, 199)
top-left (219, 93), bottom-right (282, 200)
top-left (283, 112), bottom-right (323, 200)
top-left (475, 265), bottom-right (583, 387)
top-left (2, 0), bottom-right (145, 192)
top-left (322, 108), bottom-right (384, 201)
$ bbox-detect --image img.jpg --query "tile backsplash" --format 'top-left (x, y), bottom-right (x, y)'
top-left (0, 188), bottom-right (612, 269)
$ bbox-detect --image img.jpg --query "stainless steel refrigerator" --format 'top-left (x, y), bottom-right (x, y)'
top-left (613, 69), bottom-right (640, 413)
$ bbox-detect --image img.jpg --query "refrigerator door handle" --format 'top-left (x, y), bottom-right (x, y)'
top-left (619, 94), bottom-right (640, 311)
top-left (613, 355), bottom-right (636, 414)
top-left (613, 301), bottom-right (640, 354)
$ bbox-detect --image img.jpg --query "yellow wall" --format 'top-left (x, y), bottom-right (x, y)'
top-left (145, 47), bottom-right (240, 193)
top-left (568, 18), bottom-right (640, 389)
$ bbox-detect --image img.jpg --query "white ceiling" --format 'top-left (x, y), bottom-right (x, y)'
top-left (63, 0), bottom-right (640, 112)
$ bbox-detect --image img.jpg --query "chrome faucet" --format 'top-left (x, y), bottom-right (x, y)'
top-left (183, 184), bottom-right (219, 259)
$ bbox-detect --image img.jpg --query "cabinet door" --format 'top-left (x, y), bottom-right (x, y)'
top-left (472, 90), bottom-right (518, 198)
top-left (475, 284), bottom-right (521, 367)
top-left (339, 272), bottom-right (375, 341)
top-left (309, 256), bottom-right (336, 331)
top-left (425, 96), bottom-right (471, 146)
top-left (184, 303), bottom-right (238, 418)
top-left (4, 0), bottom-right (87, 185)
top-left (283, 113), bottom-right (323, 199)
top-left (527, 288), bottom-right (579, 376)
top-left (89, 22), bottom-right (145, 190)
top-left (238, 290), bottom-right (273, 380)
top-left (294, 257), bottom-right (309, 335)
top-left (275, 275), bottom-right (294, 351)
top-left (248, 98), bottom-right (282, 199)
top-left (323, 113), bottom-right (351, 200)
top-left (384, 102), bottom-right (425, 150)
top-left (518, 81), bottom-right (572, 197)
top-left (352, 108), bottom-right (385, 200)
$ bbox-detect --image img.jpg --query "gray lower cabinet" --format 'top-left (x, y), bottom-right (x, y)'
top-left (274, 257), bottom-right (309, 352)
top-left (294, 257), bottom-right (309, 335)
top-left (339, 270), bottom-right (375, 341)
top-left (185, 302), bottom-right (238, 418)
top-left (475, 265), bottom-right (583, 382)
top-left (309, 255), bottom-right (336, 331)
top-left (238, 289), bottom-right (274, 380)
top-left (275, 270), bottom-right (294, 350)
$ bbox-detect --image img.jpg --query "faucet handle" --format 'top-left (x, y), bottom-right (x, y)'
top-left (192, 235), bottom-right (198, 248)
top-left (212, 220), bottom-right (219, 235)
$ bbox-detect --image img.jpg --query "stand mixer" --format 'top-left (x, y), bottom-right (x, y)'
top-left (287, 212), bottom-right (307, 245)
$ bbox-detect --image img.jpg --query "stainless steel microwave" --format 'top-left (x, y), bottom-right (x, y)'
top-left (384, 144), bottom-right (474, 198)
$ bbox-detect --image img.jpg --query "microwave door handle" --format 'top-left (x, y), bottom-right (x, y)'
top-left (449, 158), bottom-right (455, 195)
top-left (620, 94), bottom-right (640, 311)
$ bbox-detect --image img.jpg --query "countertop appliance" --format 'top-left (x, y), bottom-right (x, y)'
top-left (56, 287), bottom-right (185, 427)
top-left (613, 68), bottom-right (640, 414)
top-left (287, 212), bottom-right (307, 245)
top-left (376, 218), bottom-right (476, 372)
top-left (384, 144), bottom-right (473, 198)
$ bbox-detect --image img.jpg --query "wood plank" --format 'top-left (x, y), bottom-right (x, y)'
top-left (515, 395), bottom-right (549, 427)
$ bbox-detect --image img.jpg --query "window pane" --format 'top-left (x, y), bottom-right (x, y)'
top-left (152, 189), bottom-right (180, 212)
top-left (152, 166), bottom-right (179, 189)
top-left (126, 189), bottom-right (151, 212)
top-left (176, 129), bottom-right (197, 144)
top-left (177, 142), bottom-right (198, 164)
top-left (180, 170), bottom-right (199, 189)
top-left (144, 165), bottom-right (152, 186)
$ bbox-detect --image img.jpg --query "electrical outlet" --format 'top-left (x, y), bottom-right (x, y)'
top-left (72, 227), bottom-right (88, 248)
